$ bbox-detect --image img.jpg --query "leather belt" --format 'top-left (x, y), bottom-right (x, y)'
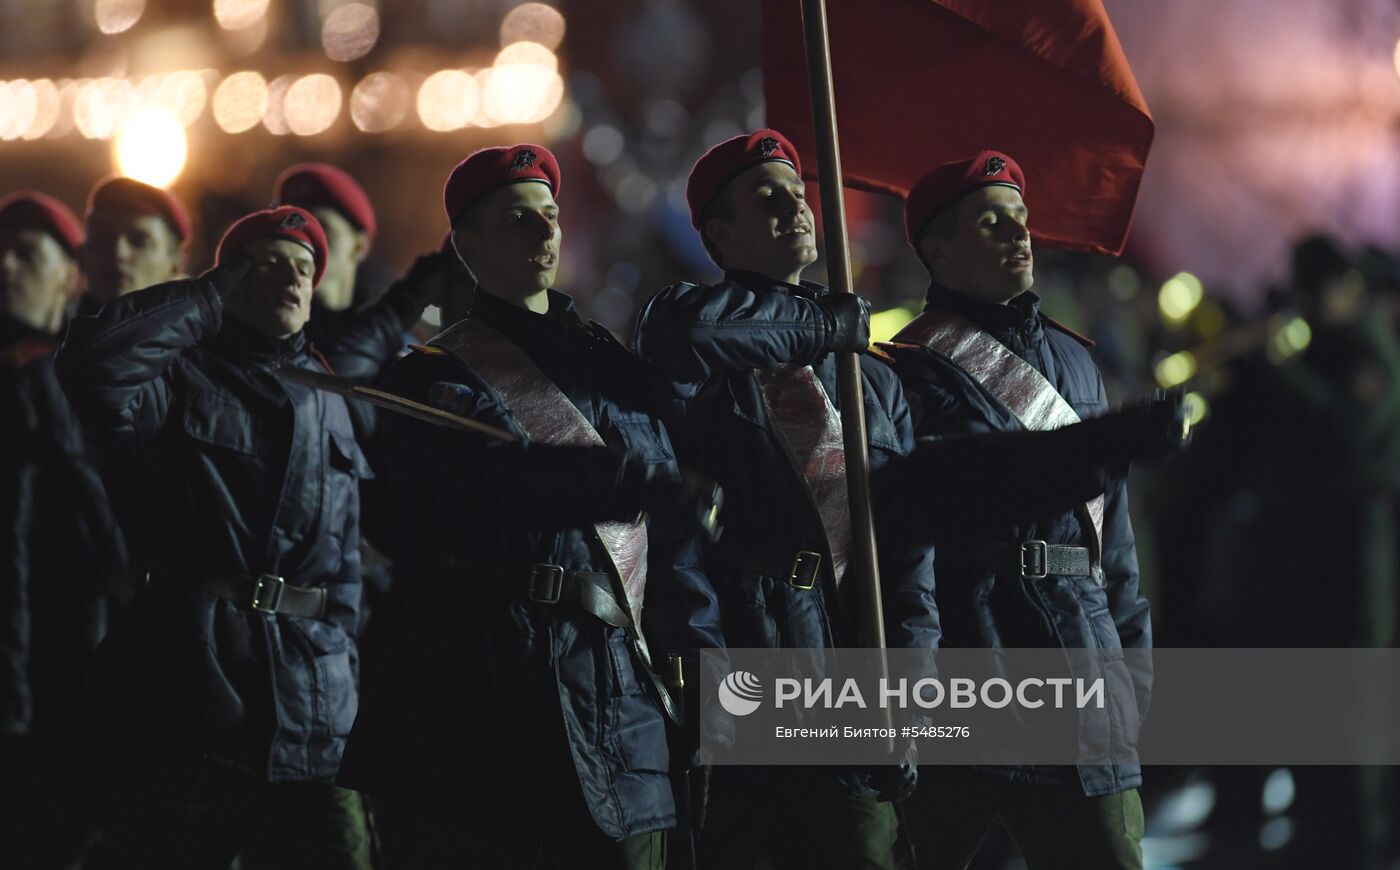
top-left (469, 562), bottom-right (632, 627)
top-left (189, 573), bottom-right (329, 619)
top-left (715, 547), bottom-right (825, 591)
top-left (980, 541), bottom-right (1098, 582)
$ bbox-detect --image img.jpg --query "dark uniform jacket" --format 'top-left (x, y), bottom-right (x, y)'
top-left (889, 285), bottom-right (1151, 797)
top-left (634, 270), bottom-right (939, 655)
top-left (1, 316), bottom-right (124, 738)
top-left (57, 279), bottom-right (366, 782)
top-left (341, 288), bottom-right (722, 841)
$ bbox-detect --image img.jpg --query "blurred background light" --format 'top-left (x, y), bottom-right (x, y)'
top-left (1155, 350), bottom-right (1198, 389)
top-left (481, 52), bottom-right (564, 126)
top-left (0, 81), bottom-right (39, 141)
top-left (350, 72), bottom-right (409, 132)
top-left (113, 107), bottom-right (186, 188)
top-left (213, 0), bottom-right (270, 30)
top-left (322, 3), bottom-right (380, 62)
top-left (500, 3), bottom-right (566, 51)
top-left (261, 73), bottom-right (296, 135)
top-left (284, 74), bottom-right (342, 136)
top-left (417, 69), bottom-right (477, 131)
top-left (95, 0), bottom-right (145, 35)
top-left (74, 77), bottom-right (135, 140)
top-left (1158, 271), bottom-right (1204, 327)
top-left (22, 79), bottom-right (60, 140)
top-left (212, 70), bottom-right (267, 133)
top-left (869, 307), bottom-right (916, 343)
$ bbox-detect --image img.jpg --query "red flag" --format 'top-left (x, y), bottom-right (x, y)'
top-left (762, 0), bottom-right (1153, 255)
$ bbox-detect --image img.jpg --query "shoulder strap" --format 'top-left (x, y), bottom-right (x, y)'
top-left (894, 308), bottom-right (1104, 563)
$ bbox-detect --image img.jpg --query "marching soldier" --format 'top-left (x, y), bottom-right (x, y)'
top-left (634, 129), bottom-right (931, 870)
top-left (59, 206), bottom-right (374, 868)
top-left (888, 151), bottom-right (1171, 870)
top-left (79, 176), bottom-right (189, 309)
top-left (339, 144), bottom-right (723, 869)
top-left (0, 191), bottom-right (127, 865)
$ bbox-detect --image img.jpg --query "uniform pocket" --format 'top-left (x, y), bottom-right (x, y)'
top-left (181, 390), bottom-right (257, 454)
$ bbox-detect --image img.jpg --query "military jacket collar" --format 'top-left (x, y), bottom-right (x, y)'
top-left (725, 268), bottom-right (829, 301)
top-left (925, 283), bottom-right (1043, 349)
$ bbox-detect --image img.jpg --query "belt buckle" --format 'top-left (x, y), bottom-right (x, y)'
top-left (251, 574), bottom-right (286, 613)
top-left (528, 564), bottom-right (565, 604)
top-left (788, 551), bottom-right (822, 590)
top-left (1019, 541), bottom-right (1048, 580)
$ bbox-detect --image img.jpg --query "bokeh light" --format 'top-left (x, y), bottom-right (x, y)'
top-left (136, 71), bottom-right (208, 127)
top-left (1154, 351), bottom-right (1198, 389)
top-left (500, 3), bottom-right (567, 51)
top-left (1158, 271), bottom-right (1204, 327)
top-left (45, 80), bottom-right (84, 139)
top-left (22, 79), bottom-right (60, 140)
top-left (0, 81), bottom-right (39, 141)
top-left (212, 71), bottom-right (268, 133)
top-left (113, 107), bottom-right (187, 188)
top-left (213, 0), bottom-right (270, 30)
top-left (322, 3), bottom-right (380, 62)
top-left (284, 74), bottom-right (342, 136)
top-left (261, 74), bottom-right (297, 135)
top-left (74, 77), bottom-right (136, 140)
top-left (350, 72), bottom-right (409, 132)
top-left (869, 307), bottom-right (917, 343)
top-left (417, 70), bottom-right (478, 132)
top-left (481, 48), bottom-right (564, 126)
top-left (495, 41), bottom-right (558, 71)
top-left (222, 14), bottom-right (269, 55)
top-left (95, 0), bottom-right (145, 34)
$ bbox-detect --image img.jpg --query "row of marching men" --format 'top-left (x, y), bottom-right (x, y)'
top-left (0, 129), bottom-right (1186, 870)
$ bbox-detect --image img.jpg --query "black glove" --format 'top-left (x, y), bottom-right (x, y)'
top-left (635, 464), bottom-right (724, 542)
top-left (1075, 389), bottom-right (1189, 465)
top-left (818, 293), bottom-right (871, 354)
top-left (199, 254), bottom-right (250, 299)
top-left (866, 735), bottom-right (918, 802)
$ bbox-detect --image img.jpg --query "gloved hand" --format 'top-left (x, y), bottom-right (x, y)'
top-left (818, 293), bottom-right (871, 354)
top-left (1076, 389), bottom-right (1189, 465)
top-left (866, 734), bottom-right (918, 802)
top-left (636, 464), bottom-right (724, 542)
top-left (199, 254), bottom-right (250, 300)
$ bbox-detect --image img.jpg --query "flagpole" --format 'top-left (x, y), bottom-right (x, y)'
top-left (799, 0), bottom-right (890, 663)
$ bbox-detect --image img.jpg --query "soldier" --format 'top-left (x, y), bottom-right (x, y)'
top-left (0, 191), bottom-right (127, 865)
top-left (79, 175), bottom-right (188, 309)
top-left (272, 163), bottom-right (446, 400)
top-left (58, 206), bottom-right (374, 868)
top-left (889, 151), bottom-right (1161, 869)
top-left (339, 144), bottom-right (724, 870)
top-left (633, 129), bottom-right (931, 870)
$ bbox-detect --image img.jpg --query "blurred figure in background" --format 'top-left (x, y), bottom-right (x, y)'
top-left (0, 190), bottom-right (128, 868)
top-left (79, 176), bottom-right (188, 311)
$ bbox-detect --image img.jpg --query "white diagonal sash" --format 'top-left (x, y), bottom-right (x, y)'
top-left (430, 318), bottom-right (649, 624)
top-left (754, 364), bottom-right (852, 587)
top-left (894, 309), bottom-right (1104, 562)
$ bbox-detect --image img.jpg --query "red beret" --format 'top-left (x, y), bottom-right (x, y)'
top-left (216, 206), bottom-right (328, 287)
top-left (443, 144), bottom-right (560, 226)
top-left (0, 190), bottom-right (83, 254)
top-left (904, 150), bottom-right (1025, 244)
top-left (686, 128), bottom-right (802, 230)
top-left (86, 175), bottom-right (191, 245)
top-left (274, 163), bottom-right (377, 242)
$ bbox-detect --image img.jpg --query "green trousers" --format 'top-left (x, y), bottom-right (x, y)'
top-left (902, 767), bottom-right (1144, 870)
top-left (92, 754), bottom-right (375, 870)
top-left (698, 766), bottom-right (902, 870)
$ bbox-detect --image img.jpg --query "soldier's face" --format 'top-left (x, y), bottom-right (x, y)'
top-left (708, 162), bottom-right (817, 282)
top-left (81, 209), bottom-right (182, 304)
top-left (453, 181), bottom-right (560, 304)
top-left (229, 238), bottom-right (316, 339)
top-left (921, 185), bottom-right (1034, 305)
top-left (0, 228), bottom-right (77, 332)
top-left (309, 206), bottom-right (369, 311)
